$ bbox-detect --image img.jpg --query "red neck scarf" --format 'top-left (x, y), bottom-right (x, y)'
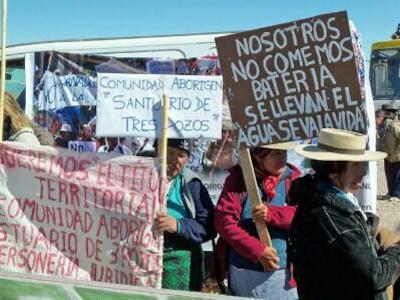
top-left (254, 167), bottom-right (282, 200)
top-left (261, 174), bottom-right (281, 200)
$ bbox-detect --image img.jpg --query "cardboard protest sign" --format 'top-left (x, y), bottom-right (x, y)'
top-left (216, 11), bottom-right (366, 146)
top-left (96, 73), bottom-right (223, 139)
top-left (37, 71), bottom-right (97, 110)
top-left (0, 142), bottom-right (164, 288)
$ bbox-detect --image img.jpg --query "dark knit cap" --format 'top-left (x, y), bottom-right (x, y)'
top-left (154, 139), bottom-right (190, 155)
top-left (168, 139), bottom-right (190, 154)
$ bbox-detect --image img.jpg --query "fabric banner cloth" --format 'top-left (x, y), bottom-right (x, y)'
top-left (0, 142), bottom-right (164, 288)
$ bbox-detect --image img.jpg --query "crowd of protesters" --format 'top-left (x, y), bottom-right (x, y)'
top-left (4, 91), bottom-right (400, 299)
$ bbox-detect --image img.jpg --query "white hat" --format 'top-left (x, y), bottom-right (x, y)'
top-left (258, 141), bottom-right (298, 150)
top-left (295, 128), bottom-right (386, 161)
top-left (60, 123), bottom-right (72, 132)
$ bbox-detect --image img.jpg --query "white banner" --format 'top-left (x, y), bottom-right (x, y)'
top-left (356, 79), bottom-right (377, 213)
top-left (96, 73), bottom-right (223, 139)
top-left (37, 71), bottom-right (97, 110)
top-left (0, 142), bottom-right (163, 288)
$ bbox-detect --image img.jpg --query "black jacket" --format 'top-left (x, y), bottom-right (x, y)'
top-left (288, 175), bottom-right (400, 300)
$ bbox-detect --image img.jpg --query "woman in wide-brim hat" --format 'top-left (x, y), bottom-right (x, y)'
top-left (288, 128), bottom-right (400, 300)
top-left (215, 141), bottom-right (300, 299)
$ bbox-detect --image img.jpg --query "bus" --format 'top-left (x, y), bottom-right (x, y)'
top-left (370, 39), bottom-right (400, 108)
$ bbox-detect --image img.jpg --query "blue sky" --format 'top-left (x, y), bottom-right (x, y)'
top-left (4, 0), bottom-right (400, 59)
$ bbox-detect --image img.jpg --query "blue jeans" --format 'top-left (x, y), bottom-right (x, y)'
top-left (229, 265), bottom-right (298, 299)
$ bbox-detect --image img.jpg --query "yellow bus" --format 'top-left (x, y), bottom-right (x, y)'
top-left (370, 39), bottom-right (400, 107)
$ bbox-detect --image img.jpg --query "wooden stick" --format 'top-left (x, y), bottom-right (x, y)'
top-left (0, 0), bottom-right (7, 141)
top-left (158, 94), bottom-right (169, 210)
top-left (239, 147), bottom-right (272, 246)
top-left (209, 130), bottom-right (229, 177)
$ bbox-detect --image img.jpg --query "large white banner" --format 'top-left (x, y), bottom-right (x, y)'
top-left (96, 73), bottom-right (223, 139)
top-left (0, 142), bottom-right (164, 288)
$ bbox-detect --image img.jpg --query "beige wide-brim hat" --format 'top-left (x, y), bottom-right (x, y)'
top-left (295, 128), bottom-right (387, 161)
top-left (258, 141), bottom-right (298, 150)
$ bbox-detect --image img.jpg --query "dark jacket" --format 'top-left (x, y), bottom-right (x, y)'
top-left (288, 175), bottom-right (400, 300)
top-left (166, 167), bottom-right (216, 245)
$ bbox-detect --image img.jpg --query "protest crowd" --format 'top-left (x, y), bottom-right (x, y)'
top-left (3, 10), bottom-right (400, 300)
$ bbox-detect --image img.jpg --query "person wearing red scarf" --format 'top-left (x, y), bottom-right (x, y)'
top-left (215, 142), bottom-right (300, 299)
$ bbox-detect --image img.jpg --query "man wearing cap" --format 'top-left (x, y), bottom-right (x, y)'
top-left (154, 139), bottom-right (215, 291)
top-left (377, 105), bottom-right (400, 199)
top-left (288, 128), bottom-right (400, 300)
top-left (55, 123), bottom-right (73, 148)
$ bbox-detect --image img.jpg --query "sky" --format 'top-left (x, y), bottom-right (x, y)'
top-left (3, 0), bottom-right (400, 60)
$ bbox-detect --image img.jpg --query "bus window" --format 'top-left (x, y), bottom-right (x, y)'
top-left (5, 59), bottom-right (25, 110)
top-left (373, 63), bottom-right (388, 97)
top-left (370, 48), bottom-right (400, 100)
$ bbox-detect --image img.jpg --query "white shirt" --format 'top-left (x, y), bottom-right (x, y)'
top-left (97, 143), bottom-right (133, 155)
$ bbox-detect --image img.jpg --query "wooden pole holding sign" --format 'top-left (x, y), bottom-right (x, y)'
top-left (239, 147), bottom-right (272, 246)
top-left (158, 94), bottom-right (169, 210)
top-left (0, 0), bottom-right (7, 141)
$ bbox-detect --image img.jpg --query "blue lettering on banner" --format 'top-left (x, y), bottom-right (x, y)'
top-left (45, 85), bottom-right (88, 104)
top-left (109, 95), bottom-right (211, 112)
top-left (170, 77), bottom-right (222, 91)
top-left (212, 113), bottom-right (220, 120)
top-left (122, 117), bottom-right (157, 132)
top-left (168, 96), bottom-right (211, 111)
top-left (62, 75), bottom-right (97, 88)
top-left (42, 73), bottom-right (96, 107)
top-left (99, 77), bottom-right (163, 91)
top-left (169, 119), bottom-right (210, 132)
top-left (120, 117), bottom-right (210, 134)
top-left (112, 95), bottom-right (161, 111)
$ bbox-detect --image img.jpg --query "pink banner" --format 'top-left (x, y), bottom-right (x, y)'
top-left (0, 142), bottom-right (164, 288)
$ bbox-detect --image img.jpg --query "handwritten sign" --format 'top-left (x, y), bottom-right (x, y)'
top-left (68, 141), bottom-right (97, 153)
top-left (37, 71), bottom-right (97, 110)
top-left (216, 11), bottom-right (366, 146)
top-left (96, 73), bottom-right (223, 139)
top-left (0, 142), bottom-right (163, 288)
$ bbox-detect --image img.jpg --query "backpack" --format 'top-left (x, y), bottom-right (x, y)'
top-left (31, 122), bottom-right (55, 146)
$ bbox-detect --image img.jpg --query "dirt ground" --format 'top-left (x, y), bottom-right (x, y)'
top-left (376, 160), bottom-right (400, 233)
